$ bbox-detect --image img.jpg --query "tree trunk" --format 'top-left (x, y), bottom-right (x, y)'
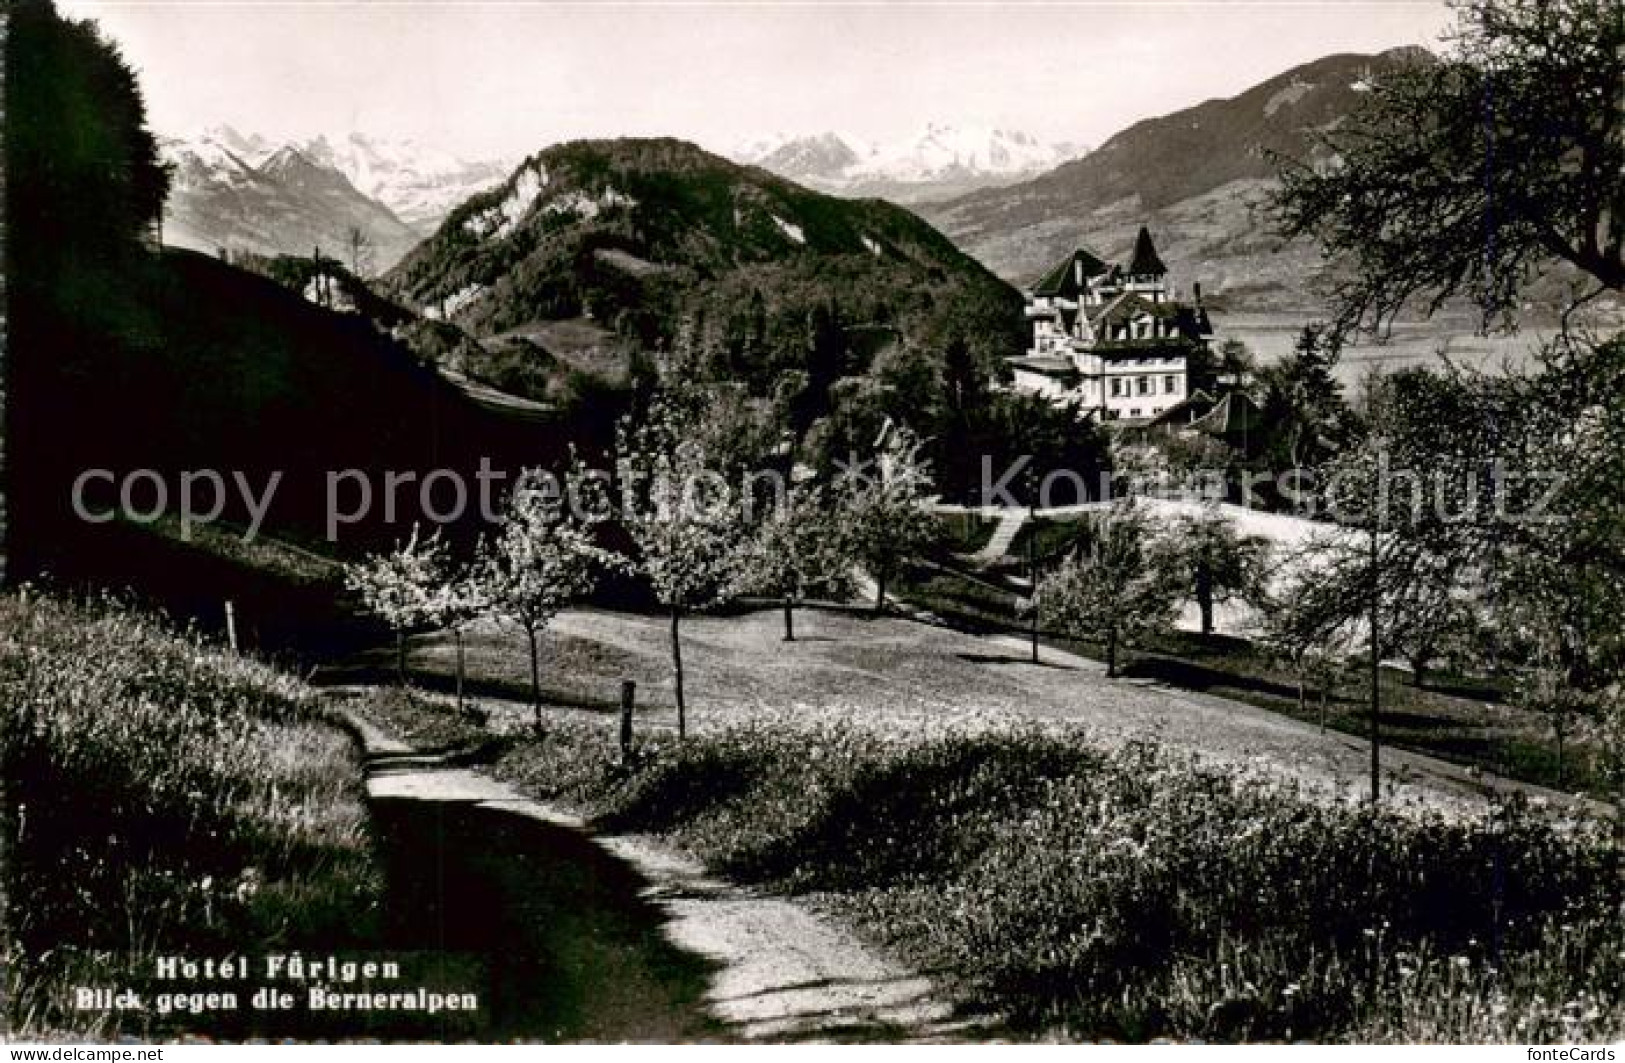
top-left (874, 567), bottom-right (888, 616)
top-left (1554, 715), bottom-right (1567, 788)
top-left (1410, 653), bottom-right (1427, 690)
top-left (396, 631), bottom-right (407, 685)
top-left (454, 627), bottom-right (466, 717)
top-left (1318, 684), bottom-right (1330, 734)
top-left (1106, 628), bottom-right (1118, 679)
top-left (1297, 673), bottom-right (1307, 715)
top-left (526, 627), bottom-right (542, 729)
top-left (783, 595), bottom-right (795, 642)
top-left (671, 604), bottom-right (687, 740)
top-left (1196, 565), bottom-right (1215, 636)
top-left (1028, 523), bottom-right (1040, 664)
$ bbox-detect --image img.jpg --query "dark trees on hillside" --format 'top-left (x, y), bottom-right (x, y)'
top-left (974, 393), bottom-right (1112, 508)
top-left (6, 1), bottom-right (172, 577)
top-left (936, 335), bottom-right (984, 500)
top-left (8, 3), bottom-right (170, 280)
top-left (1271, 0), bottom-right (1624, 335)
top-left (1254, 326), bottom-right (1356, 474)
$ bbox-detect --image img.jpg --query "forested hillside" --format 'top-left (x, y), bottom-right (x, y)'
top-left (383, 138), bottom-right (1025, 389)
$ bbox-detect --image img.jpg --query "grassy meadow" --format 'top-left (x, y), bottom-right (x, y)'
top-left (894, 561), bottom-right (1610, 798)
top-left (367, 688), bottom-right (1625, 1042)
top-left (2, 591), bottom-right (382, 1039)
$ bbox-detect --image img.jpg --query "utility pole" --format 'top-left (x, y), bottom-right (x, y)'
top-left (1369, 519), bottom-right (1380, 804)
top-left (1025, 465), bottom-right (1039, 663)
top-left (1368, 440), bottom-right (1385, 806)
top-left (1029, 504), bottom-right (1040, 664)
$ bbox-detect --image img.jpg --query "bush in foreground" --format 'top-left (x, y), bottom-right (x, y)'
top-left (2, 592), bottom-right (383, 1038)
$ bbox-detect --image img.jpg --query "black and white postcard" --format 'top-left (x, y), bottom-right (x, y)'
top-left (3, 0), bottom-right (1622, 1046)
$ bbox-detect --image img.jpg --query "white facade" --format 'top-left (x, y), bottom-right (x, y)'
top-left (1076, 351), bottom-right (1186, 421)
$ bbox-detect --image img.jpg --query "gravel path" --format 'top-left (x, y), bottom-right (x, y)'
top-left (343, 709), bottom-right (979, 1042)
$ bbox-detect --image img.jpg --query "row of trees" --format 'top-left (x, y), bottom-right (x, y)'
top-left (1031, 503), bottom-right (1272, 679)
top-left (1036, 348), bottom-right (1625, 793)
top-left (347, 388), bottom-right (940, 736)
top-left (1272, 339), bottom-right (1625, 790)
top-left (1179, 0), bottom-right (1625, 801)
top-left (673, 292), bottom-right (1112, 507)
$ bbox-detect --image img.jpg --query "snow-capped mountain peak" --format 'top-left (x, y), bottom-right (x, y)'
top-left (854, 123), bottom-right (1078, 182)
top-left (195, 123), bottom-right (274, 165)
top-left (727, 124), bottom-right (1087, 203)
top-left (160, 125), bottom-right (270, 193)
top-left (160, 127), bottom-right (514, 236)
top-left (749, 131), bottom-right (866, 183)
top-left (157, 129), bottom-right (427, 272)
top-left (293, 132), bottom-right (514, 232)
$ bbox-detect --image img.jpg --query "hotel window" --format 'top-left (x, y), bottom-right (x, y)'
top-left (1137, 376), bottom-right (1151, 395)
top-left (1111, 378), bottom-right (1125, 397)
top-left (1164, 375), bottom-right (1179, 393)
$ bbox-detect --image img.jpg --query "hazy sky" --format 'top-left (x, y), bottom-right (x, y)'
top-left (60, 1), bottom-right (1455, 160)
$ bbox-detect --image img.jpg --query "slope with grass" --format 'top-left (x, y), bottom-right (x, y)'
top-left (362, 606), bottom-right (1590, 815)
top-left (2, 592), bottom-right (383, 1039)
top-left (11, 246), bottom-right (572, 602)
top-left (363, 677), bottom-right (1625, 1042)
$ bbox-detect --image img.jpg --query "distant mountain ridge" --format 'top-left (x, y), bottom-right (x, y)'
top-left (160, 129), bottom-right (424, 270)
top-left (730, 125), bottom-right (1088, 204)
top-left (159, 126), bottom-right (513, 269)
top-left (918, 48), bottom-right (1433, 308)
top-left (381, 137), bottom-right (1024, 388)
top-left (294, 132), bottom-right (514, 231)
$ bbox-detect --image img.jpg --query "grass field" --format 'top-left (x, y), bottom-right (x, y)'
top-left (499, 317), bottom-right (631, 381)
top-left (2, 591), bottom-right (383, 1039)
top-left (364, 687), bottom-right (1625, 1042)
top-left (352, 602), bottom-right (1595, 817)
top-left (894, 562), bottom-right (1605, 798)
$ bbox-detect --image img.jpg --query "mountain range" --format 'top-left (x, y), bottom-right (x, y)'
top-left (729, 125), bottom-right (1087, 204)
top-left (379, 137), bottom-right (1024, 399)
top-left (160, 49), bottom-right (1462, 319)
top-left (917, 49), bottom-right (1432, 309)
top-left (159, 127), bottom-right (512, 270)
top-left (294, 133), bottom-right (514, 232)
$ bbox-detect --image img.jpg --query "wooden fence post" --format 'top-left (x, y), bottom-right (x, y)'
top-left (224, 599), bottom-right (239, 654)
top-left (620, 680), bottom-right (636, 765)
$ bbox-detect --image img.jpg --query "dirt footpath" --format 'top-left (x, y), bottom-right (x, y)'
top-left (344, 709), bottom-right (980, 1043)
